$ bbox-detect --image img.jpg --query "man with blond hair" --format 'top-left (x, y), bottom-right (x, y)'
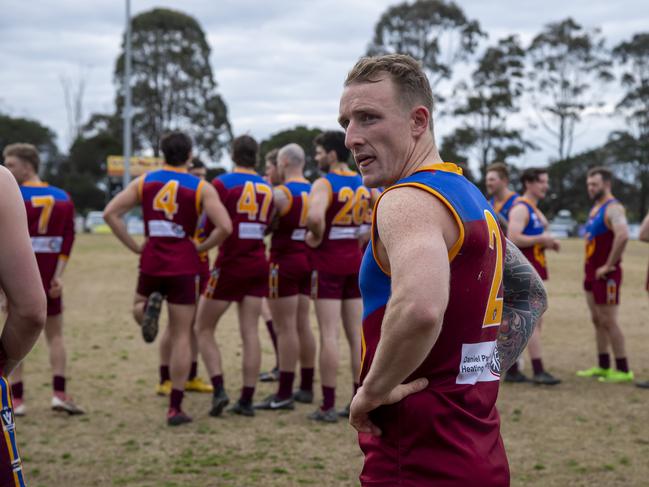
top-left (339, 54), bottom-right (547, 486)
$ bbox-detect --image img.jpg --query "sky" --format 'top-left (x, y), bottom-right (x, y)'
top-left (1, 0), bottom-right (648, 169)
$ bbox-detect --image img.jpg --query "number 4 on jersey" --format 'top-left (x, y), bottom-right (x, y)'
top-left (153, 180), bottom-right (179, 219)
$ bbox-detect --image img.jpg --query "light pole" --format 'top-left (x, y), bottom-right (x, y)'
top-left (122, 0), bottom-right (133, 190)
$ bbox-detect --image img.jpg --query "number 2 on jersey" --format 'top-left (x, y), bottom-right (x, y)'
top-left (333, 187), bottom-right (370, 225)
top-left (31, 195), bottom-right (55, 234)
top-left (237, 181), bottom-right (272, 222)
top-left (482, 210), bottom-right (504, 327)
top-left (153, 180), bottom-right (179, 219)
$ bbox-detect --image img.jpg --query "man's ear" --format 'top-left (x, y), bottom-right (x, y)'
top-left (410, 106), bottom-right (430, 136)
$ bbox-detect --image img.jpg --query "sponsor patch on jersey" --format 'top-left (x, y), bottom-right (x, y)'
top-left (31, 236), bottom-right (63, 253)
top-left (148, 220), bottom-right (186, 238)
top-left (239, 222), bottom-right (266, 240)
top-left (1, 407), bottom-right (15, 432)
top-left (456, 340), bottom-right (500, 385)
top-left (329, 226), bottom-right (359, 240)
top-left (291, 229), bottom-right (306, 241)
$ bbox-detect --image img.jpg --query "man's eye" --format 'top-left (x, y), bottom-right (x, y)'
top-left (361, 114), bottom-right (376, 122)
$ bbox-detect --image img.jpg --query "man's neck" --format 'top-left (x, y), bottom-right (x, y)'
top-left (397, 133), bottom-right (443, 181)
top-left (283, 168), bottom-right (305, 181)
top-left (493, 188), bottom-right (512, 203)
top-left (595, 192), bottom-right (613, 206)
top-left (330, 161), bottom-right (351, 173)
top-left (234, 165), bottom-right (256, 173)
top-left (25, 174), bottom-right (42, 185)
top-left (522, 191), bottom-right (539, 206)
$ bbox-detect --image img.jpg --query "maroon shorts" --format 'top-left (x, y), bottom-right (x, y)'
top-left (203, 267), bottom-right (268, 302)
top-left (269, 254), bottom-right (311, 298)
top-left (198, 269), bottom-right (210, 295)
top-left (584, 268), bottom-right (622, 305)
top-left (311, 269), bottom-right (361, 300)
top-left (0, 377), bottom-right (26, 487)
top-left (136, 273), bottom-right (198, 305)
top-left (39, 269), bottom-right (62, 317)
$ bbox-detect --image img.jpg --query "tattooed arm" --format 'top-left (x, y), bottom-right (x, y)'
top-left (596, 203), bottom-right (629, 279)
top-left (497, 238), bottom-right (548, 371)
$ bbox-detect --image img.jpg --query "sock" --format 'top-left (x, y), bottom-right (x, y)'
top-left (322, 386), bottom-right (335, 411)
top-left (160, 365), bottom-right (170, 384)
top-left (300, 367), bottom-right (314, 392)
top-left (11, 381), bottom-right (23, 400)
top-left (353, 382), bottom-right (360, 396)
top-left (277, 371), bottom-right (295, 400)
top-left (265, 320), bottom-right (278, 367)
top-left (170, 389), bottom-right (184, 411)
top-left (508, 362), bottom-right (519, 374)
top-left (210, 375), bottom-right (224, 394)
top-left (188, 361), bottom-right (198, 381)
top-left (240, 386), bottom-right (255, 405)
top-left (598, 353), bottom-right (610, 370)
top-left (615, 358), bottom-right (629, 373)
top-left (532, 359), bottom-right (544, 376)
top-left (53, 375), bottom-right (66, 393)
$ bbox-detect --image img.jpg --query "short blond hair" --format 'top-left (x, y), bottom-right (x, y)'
top-left (486, 162), bottom-right (509, 181)
top-left (345, 54), bottom-right (434, 115)
top-left (3, 143), bottom-right (40, 172)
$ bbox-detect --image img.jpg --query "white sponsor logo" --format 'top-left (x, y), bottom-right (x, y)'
top-left (329, 226), bottom-right (359, 240)
top-left (31, 236), bottom-right (63, 253)
top-left (1, 407), bottom-right (15, 432)
top-left (291, 229), bottom-right (306, 241)
top-left (148, 220), bottom-right (186, 238)
top-left (455, 340), bottom-right (500, 385)
top-left (239, 222), bottom-right (266, 240)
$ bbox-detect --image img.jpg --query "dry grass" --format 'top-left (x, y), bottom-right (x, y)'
top-left (14, 236), bottom-right (649, 486)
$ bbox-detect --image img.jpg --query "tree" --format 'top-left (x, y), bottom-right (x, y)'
top-left (259, 126), bottom-right (323, 179)
top-left (0, 113), bottom-right (59, 174)
top-left (449, 35), bottom-right (534, 180)
top-left (367, 0), bottom-right (484, 104)
top-left (612, 33), bottom-right (649, 216)
top-left (527, 18), bottom-right (613, 161)
top-left (114, 8), bottom-right (231, 159)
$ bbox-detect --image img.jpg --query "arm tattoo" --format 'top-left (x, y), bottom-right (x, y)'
top-left (607, 205), bottom-right (627, 228)
top-left (496, 239), bottom-right (548, 372)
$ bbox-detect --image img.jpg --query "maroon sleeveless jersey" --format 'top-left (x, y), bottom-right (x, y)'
top-left (212, 168), bottom-right (273, 276)
top-left (270, 179), bottom-right (311, 259)
top-left (139, 166), bottom-right (205, 276)
top-left (584, 198), bottom-right (620, 280)
top-left (310, 169), bottom-right (370, 275)
top-left (358, 163), bottom-right (509, 486)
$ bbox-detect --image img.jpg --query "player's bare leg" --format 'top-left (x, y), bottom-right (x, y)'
top-left (595, 304), bottom-right (632, 383)
top-left (8, 363), bottom-right (25, 416)
top-left (255, 296), bottom-right (299, 410)
top-left (578, 291), bottom-right (612, 378)
top-left (228, 296), bottom-right (262, 416)
top-left (339, 298), bottom-right (362, 417)
top-left (44, 313), bottom-right (84, 414)
top-left (259, 298), bottom-right (279, 382)
top-left (526, 317), bottom-right (560, 385)
top-left (166, 302), bottom-right (194, 425)
top-left (294, 294), bottom-right (316, 403)
top-left (310, 299), bottom-right (341, 422)
top-left (133, 292), bottom-right (162, 343)
top-left (195, 296), bottom-right (231, 416)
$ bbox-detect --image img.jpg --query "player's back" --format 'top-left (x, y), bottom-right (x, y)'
top-left (359, 163), bottom-right (508, 485)
top-left (271, 179), bottom-right (311, 258)
top-left (213, 168), bottom-right (273, 275)
top-left (312, 168), bottom-right (370, 275)
top-left (20, 182), bottom-right (75, 273)
top-left (140, 167), bottom-right (204, 276)
top-left (585, 198), bottom-right (619, 274)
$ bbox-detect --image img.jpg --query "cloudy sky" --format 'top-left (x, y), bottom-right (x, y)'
top-left (1, 0), bottom-right (648, 168)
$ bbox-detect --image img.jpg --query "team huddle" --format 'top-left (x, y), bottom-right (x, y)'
top-left (2, 53), bottom-right (648, 485)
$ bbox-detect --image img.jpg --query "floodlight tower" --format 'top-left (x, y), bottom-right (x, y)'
top-left (122, 0), bottom-right (133, 190)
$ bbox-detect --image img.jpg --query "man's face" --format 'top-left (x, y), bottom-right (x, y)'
top-left (527, 173), bottom-right (549, 200)
top-left (587, 174), bottom-right (608, 202)
top-left (339, 77), bottom-right (415, 188)
top-left (485, 171), bottom-right (507, 197)
top-left (4, 156), bottom-right (32, 184)
top-left (265, 159), bottom-right (281, 185)
top-left (189, 167), bottom-right (206, 180)
top-left (314, 145), bottom-right (335, 173)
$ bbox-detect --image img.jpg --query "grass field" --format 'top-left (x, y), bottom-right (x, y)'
top-left (13, 236), bottom-right (649, 486)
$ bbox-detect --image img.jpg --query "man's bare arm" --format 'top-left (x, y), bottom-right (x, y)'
top-left (305, 178), bottom-right (329, 247)
top-left (0, 167), bottom-right (46, 374)
top-left (497, 239), bottom-right (548, 371)
top-left (197, 183), bottom-right (233, 252)
top-left (508, 205), bottom-right (555, 249)
top-left (603, 203), bottom-right (629, 271)
top-left (103, 178), bottom-right (142, 254)
top-left (639, 211), bottom-right (649, 243)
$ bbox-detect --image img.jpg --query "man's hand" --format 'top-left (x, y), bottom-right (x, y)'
top-left (305, 230), bottom-right (321, 249)
top-left (349, 378), bottom-right (428, 436)
top-left (49, 277), bottom-right (63, 298)
top-left (541, 233), bottom-right (560, 251)
top-left (595, 264), bottom-right (614, 280)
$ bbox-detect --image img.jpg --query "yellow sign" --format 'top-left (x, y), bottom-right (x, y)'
top-left (107, 156), bottom-right (164, 177)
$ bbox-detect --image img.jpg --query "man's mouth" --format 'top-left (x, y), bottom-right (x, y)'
top-left (356, 154), bottom-right (375, 168)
